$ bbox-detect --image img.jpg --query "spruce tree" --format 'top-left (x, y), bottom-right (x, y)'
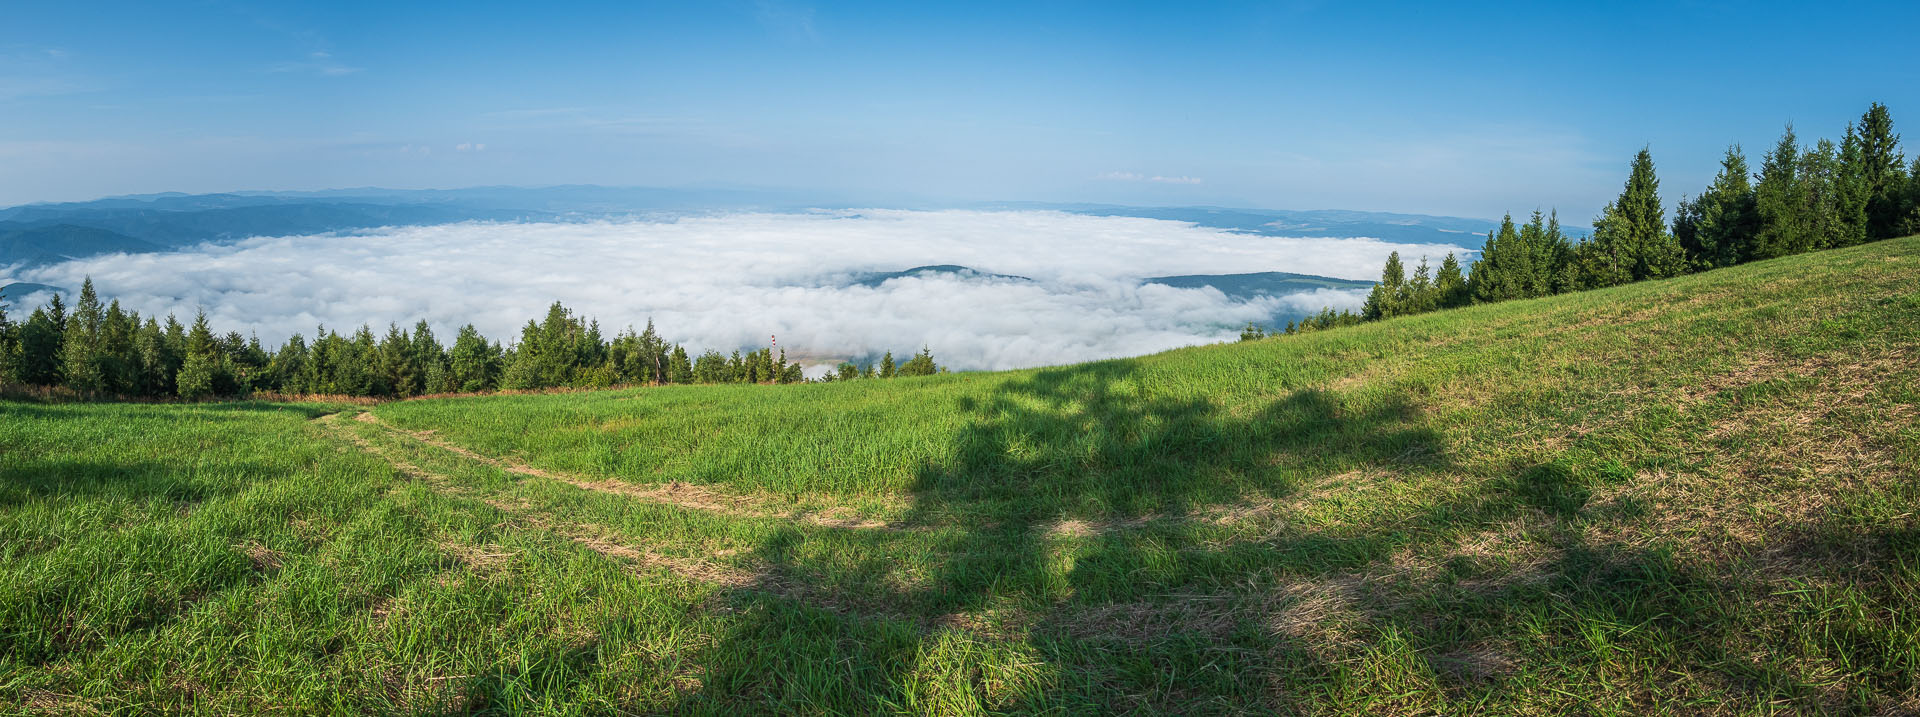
top-left (1434, 253), bottom-right (1468, 308)
top-left (1613, 148), bottom-right (1686, 280)
top-left (1536, 211), bottom-right (1575, 295)
top-left (898, 346), bottom-right (938, 377)
top-left (1798, 138), bottom-right (1844, 252)
top-left (411, 320), bottom-right (450, 394)
top-left (1363, 250), bottom-right (1407, 318)
top-left (271, 334), bottom-right (309, 395)
top-left (15, 306), bottom-right (63, 385)
top-left (176, 310), bottom-right (225, 399)
top-left (100, 301), bottom-right (136, 394)
top-left (1835, 125), bottom-right (1872, 247)
top-left (1754, 124), bottom-right (1807, 260)
top-left (448, 324), bottom-right (499, 392)
top-left (1857, 103), bottom-right (1908, 240)
top-left (0, 296), bottom-right (14, 383)
top-left (880, 351), bottom-right (896, 379)
top-left (1406, 256), bottom-right (1435, 314)
top-left (1575, 150), bottom-right (1684, 290)
top-left (1906, 157), bottom-right (1920, 235)
top-left (668, 346), bottom-right (693, 384)
top-left (1471, 215), bottom-right (1537, 302)
top-left (1516, 211), bottom-right (1563, 298)
top-left (378, 323), bottom-right (416, 397)
top-left (1681, 145), bottom-right (1759, 267)
top-left (60, 278), bottom-right (106, 393)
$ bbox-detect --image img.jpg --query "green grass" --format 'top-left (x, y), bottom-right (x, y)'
top-left (5, 237), bottom-right (1920, 714)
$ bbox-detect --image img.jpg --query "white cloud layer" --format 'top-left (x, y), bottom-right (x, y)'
top-left (8, 210), bottom-right (1467, 372)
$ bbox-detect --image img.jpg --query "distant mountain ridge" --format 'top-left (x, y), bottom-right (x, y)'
top-left (0, 224), bottom-right (159, 268)
top-left (0, 185), bottom-right (1529, 270)
top-left (841, 264), bottom-right (1374, 330)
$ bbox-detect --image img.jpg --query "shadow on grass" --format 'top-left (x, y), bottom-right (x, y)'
top-left (655, 354), bottom-right (1920, 713)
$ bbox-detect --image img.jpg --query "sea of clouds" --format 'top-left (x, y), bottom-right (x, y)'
top-left (8, 209), bottom-right (1469, 372)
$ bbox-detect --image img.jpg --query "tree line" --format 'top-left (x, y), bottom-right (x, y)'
top-left (0, 289), bottom-right (941, 399)
top-left (1337, 102), bottom-right (1919, 326)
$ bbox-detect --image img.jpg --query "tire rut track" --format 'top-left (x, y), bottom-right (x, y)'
top-left (349, 411), bottom-right (920, 532)
top-left (313, 411), bottom-right (928, 625)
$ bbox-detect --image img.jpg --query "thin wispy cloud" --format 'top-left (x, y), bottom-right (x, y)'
top-left (268, 51), bottom-right (361, 77)
top-left (10, 211), bottom-right (1464, 372)
top-left (0, 46), bottom-right (92, 102)
top-left (752, 0), bottom-right (819, 42)
top-left (1096, 171), bottom-right (1203, 184)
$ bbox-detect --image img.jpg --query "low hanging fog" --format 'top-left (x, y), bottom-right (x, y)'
top-left (13, 209), bottom-right (1470, 371)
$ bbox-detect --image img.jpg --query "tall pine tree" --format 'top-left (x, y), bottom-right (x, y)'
top-left (176, 310), bottom-right (226, 399)
top-left (1363, 250), bottom-right (1408, 318)
top-left (59, 278), bottom-right (106, 393)
top-left (1679, 145), bottom-right (1759, 267)
top-left (1576, 148), bottom-right (1684, 288)
top-left (1753, 124), bottom-right (1807, 260)
top-left (1834, 125), bottom-right (1873, 247)
top-left (1856, 103), bottom-right (1908, 240)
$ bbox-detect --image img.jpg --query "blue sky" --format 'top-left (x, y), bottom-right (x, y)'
top-left (3, 1), bottom-right (1916, 220)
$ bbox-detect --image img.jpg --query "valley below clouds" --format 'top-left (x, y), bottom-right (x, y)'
top-left (11, 209), bottom-right (1469, 371)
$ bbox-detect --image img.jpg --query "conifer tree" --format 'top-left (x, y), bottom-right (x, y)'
top-left (1576, 148), bottom-right (1681, 288)
top-left (270, 334), bottom-right (309, 394)
top-left (1434, 253), bottom-right (1468, 308)
top-left (898, 346), bottom-right (938, 377)
top-left (1363, 250), bottom-right (1407, 318)
top-left (1798, 139), bottom-right (1845, 252)
top-left (1516, 211), bottom-right (1562, 298)
top-left (1905, 157), bottom-right (1920, 235)
top-left (1856, 103), bottom-right (1908, 240)
top-left (60, 278), bottom-right (106, 393)
top-left (1753, 125), bottom-right (1807, 260)
top-left (1835, 125), bottom-right (1873, 248)
top-left (223, 331), bottom-right (267, 394)
top-left (637, 319), bottom-right (666, 385)
top-left (1679, 145), bottom-right (1760, 267)
top-left (668, 345), bottom-right (693, 383)
top-left (99, 301), bottom-right (137, 394)
top-left (411, 320), bottom-right (453, 394)
top-left (880, 351), bottom-right (896, 379)
top-left (0, 296), bottom-right (14, 383)
top-left (15, 306), bottom-right (62, 385)
top-left (378, 323), bottom-right (417, 397)
top-left (448, 324), bottom-right (499, 392)
top-left (1469, 216), bottom-right (1523, 302)
top-left (1406, 256), bottom-right (1435, 313)
top-left (176, 310), bottom-right (225, 399)
top-left (1537, 211), bottom-right (1576, 294)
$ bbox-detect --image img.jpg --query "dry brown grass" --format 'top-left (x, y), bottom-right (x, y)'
top-left (236, 541), bottom-right (284, 573)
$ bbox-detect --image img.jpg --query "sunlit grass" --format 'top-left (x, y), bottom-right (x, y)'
top-left (4, 236), bottom-right (1918, 713)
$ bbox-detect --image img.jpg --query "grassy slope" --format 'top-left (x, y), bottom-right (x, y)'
top-left (4, 237), bottom-right (1918, 714)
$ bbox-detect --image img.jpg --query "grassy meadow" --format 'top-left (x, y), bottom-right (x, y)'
top-left (4, 236), bottom-right (1919, 714)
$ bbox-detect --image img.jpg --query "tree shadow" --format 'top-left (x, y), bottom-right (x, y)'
top-left (663, 359), bottom-right (1468, 712)
top-left (624, 357), bottom-right (1910, 712)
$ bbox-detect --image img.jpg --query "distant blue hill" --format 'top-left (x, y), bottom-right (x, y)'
top-left (846, 265), bottom-right (1032, 287)
top-left (1143, 271), bottom-right (1373, 300)
top-left (986, 202), bottom-right (1590, 249)
top-left (0, 186), bottom-right (1583, 269)
top-left (841, 265), bottom-right (1371, 330)
top-left (0, 224), bottom-right (160, 268)
top-left (0, 282), bottom-right (68, 302)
